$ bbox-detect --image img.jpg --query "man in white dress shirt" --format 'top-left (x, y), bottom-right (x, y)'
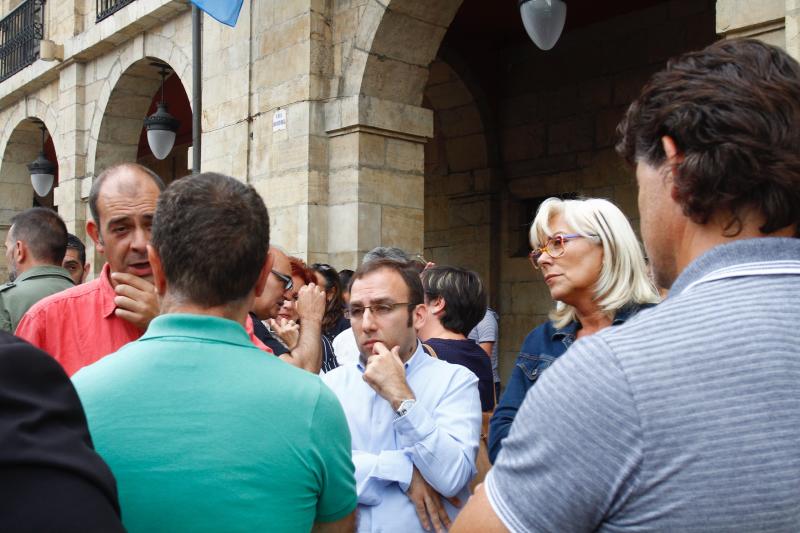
top-left (322, 259), bottom-right (481, 533)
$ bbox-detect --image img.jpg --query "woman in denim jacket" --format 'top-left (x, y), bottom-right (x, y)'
top-left (488, 197), bottom-right (661, 463)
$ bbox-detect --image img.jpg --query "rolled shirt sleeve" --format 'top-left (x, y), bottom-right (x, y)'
top-left (394, 369), bottom-right (481, 498)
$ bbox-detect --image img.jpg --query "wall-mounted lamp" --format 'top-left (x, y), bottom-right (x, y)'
top-left (519, 0), bottom-right (567, 51)
top-left (27, 121), bottom-right (55, 197)
top-left (143, 63), bottom-right (180, 160)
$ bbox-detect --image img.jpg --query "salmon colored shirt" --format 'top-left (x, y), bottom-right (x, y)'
top-left (16, 263), bottom-right (271, 376)
top-left (15, 263), bottom-right (145, 376)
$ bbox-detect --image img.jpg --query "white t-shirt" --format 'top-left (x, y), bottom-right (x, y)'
top-left (332, 327), bottom-right (359, 366)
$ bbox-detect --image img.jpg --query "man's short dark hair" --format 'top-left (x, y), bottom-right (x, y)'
top-left (66, 233), bottom-right (86, 265)
top-left (151, 173), bottom-right (270, 308)
top-left (616, 38), bottom-right (800, 235)
top-left (362, 246), bottom-right (410, 264)
top-left (351, 259), bottom-right (424, 326)
top-left (89, 163), bottom-right (165, 227)
top-left (421, 266), bottom-right (486, 335)
top-left (9, 208), bottom-right (67, 265)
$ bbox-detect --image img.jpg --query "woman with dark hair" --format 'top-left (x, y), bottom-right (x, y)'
top-left (338, 269), bottom-right (354, 305)
top-left (309, 263), bottom-right (350, 342)
top-left (275, 257), bottom-right (339, 373)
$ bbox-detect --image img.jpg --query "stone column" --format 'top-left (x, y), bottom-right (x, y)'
top-left (324, 95), bottom-right (432, 269)
top-left (53, 61), bottom-right (87, 236)
top-left (716, 0), bottom-right (786, 49)
top-left (785, 0), bottom-right (800, 59)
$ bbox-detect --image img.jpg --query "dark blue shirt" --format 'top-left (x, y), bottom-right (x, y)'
top-left (488, 305), bottom-right (652, 463)
top-left (424, 338), bottom-right (495, 412)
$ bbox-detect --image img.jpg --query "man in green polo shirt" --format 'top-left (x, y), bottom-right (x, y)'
top-left (1, 208), bottom-right (73, 333)
top-left (73, 172), bottom-right (357, 532)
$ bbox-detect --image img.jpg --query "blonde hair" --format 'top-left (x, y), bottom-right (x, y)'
top-left (530, 197), bottom-right (661, 328)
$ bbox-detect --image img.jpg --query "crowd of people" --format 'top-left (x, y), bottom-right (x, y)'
top-left (0, 38), bottom-right (799, 532)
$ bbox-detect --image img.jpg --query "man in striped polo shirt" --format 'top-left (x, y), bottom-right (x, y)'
top-left (454, 38), bottom-right (800, 532)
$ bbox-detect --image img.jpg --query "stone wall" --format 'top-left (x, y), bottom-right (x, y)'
top-left (493, 0), bottom-right (719, 383)
top-left (0, 0), bottom-right (795, 355)
top-left (423, 59), bottom-right (495, 290)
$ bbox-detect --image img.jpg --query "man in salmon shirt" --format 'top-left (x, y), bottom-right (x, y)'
top-left (16, 163), bottom-right (164, 375)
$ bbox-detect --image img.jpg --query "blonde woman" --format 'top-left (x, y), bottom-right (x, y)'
top-left (488, 197), bottom-right (660, 463)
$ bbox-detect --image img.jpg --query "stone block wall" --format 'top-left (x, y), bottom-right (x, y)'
top-left (423, 59), bottom-right (494, 289)
top-left (494, 0), bottom-right (717, 383)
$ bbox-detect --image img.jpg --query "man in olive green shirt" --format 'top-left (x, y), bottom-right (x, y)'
top-left (1, 208), bottom-right (73, 333)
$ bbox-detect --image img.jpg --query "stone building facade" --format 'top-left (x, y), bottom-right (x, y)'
top-left (0, 0), bottom-right (793, 381)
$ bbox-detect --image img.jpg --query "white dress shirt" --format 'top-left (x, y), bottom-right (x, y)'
top-left (322, 342), bottom-right (481, 533)
top-left (332, 327), bottom-right (359, 366)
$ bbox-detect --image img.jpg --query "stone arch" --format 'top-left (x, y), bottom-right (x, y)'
top-left (0, 117), bottom-right (59, 279)
top-left (86, 32), bottom-right (191, 177)
top-left (423, 53), bottom-right (498, 288)
top-left (89, 57), bottom-right (190, 179)
top-left (342, 0), bottom-right (464, 105)
top-left (0, 97), bottom-right (59, 169)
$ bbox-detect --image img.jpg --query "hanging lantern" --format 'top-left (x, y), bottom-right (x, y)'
top-left (519, 0), bottom-right (567, 51)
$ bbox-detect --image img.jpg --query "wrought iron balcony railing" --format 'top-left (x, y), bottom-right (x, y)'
top-left (0, 0), bottom-right (45, 83)
top-left (97, 0), bottom-right (136, 22)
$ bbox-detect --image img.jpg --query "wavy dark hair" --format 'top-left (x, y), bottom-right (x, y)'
top-left (311, 263), bottom-right (345, 336)
top-left (616, 39), bottom-right (800, 236)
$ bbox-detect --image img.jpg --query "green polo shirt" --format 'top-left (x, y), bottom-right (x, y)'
top-left (73, 313), bottom-right (357, 533)
top-left (0, 265), bottom-right (74, 333)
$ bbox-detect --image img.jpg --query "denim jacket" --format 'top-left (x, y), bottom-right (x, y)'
top-left (487, 304), bottom-right (653, 464)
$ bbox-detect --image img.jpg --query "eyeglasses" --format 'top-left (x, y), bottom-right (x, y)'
top-left (271, 270), bottom-right (293, 291)
top-left (529, 233), bottom-right (597, 269)
top-left (345, 302), bottom-right (413, 320)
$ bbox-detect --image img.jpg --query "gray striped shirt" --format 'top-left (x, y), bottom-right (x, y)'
top-left (486, 238), bottom-right (800, 532)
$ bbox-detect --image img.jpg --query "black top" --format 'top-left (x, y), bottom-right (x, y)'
top-left (249, 312), bottom-right (339, 373)
top-left (0, 332), bottom-right (124, 532)
top-left (323, 314), bottom-right (351, 343)
top-left (424, 338), bottom-right (496, 412)
top-left (249, 312), bottom-right (289, 356)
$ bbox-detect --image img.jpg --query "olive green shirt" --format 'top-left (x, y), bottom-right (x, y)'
top-left (0, 265), bottom-right (74, 333)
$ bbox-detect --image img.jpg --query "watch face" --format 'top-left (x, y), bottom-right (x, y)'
top-left (397, 399), bottom-right (415, 416)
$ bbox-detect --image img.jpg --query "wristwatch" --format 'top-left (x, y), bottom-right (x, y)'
top-left (395, 399), bottom-right (416, 417)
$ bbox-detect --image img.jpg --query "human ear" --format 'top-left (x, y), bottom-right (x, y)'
top-left (147, 244), bottom-right (167, 296)
top-left (86, 219), bottom-right (104, 253)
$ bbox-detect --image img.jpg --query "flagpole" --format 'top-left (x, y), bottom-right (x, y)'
top-left (192, 4), bottom-right (202, 174)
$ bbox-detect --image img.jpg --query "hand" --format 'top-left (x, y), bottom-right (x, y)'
top-left (362, 342), bottom-right (415, 410)
top-left (295, 282), bottom-right (325, 324)
top-left (406, 467), bottom-right (462, 532)
top-left (111, 272), bottom-right (159, 331)
top-left (268, 317), bottom-right (300, 350)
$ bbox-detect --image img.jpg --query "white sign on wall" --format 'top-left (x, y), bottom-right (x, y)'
top-left (273, 109), bottom-right (287, 132)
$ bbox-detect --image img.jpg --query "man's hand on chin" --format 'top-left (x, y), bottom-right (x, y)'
top-left (362, 341), bottom-right (415, 410)
top-left (111, 272), bottom-right (159, 331)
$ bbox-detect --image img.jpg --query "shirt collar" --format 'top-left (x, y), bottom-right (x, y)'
top-left (669, 238), bottom-right (800, 297)
top-left (550, 303), bottom-right (651, 342)
top-left (140, 313), bottom-right (254, 347)
top-left (13, 265), bottom-right (74, 284)
top-left (551, 321), bottom-right (578, 341)
top-left (98, 263), bottom-right (118, 319)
